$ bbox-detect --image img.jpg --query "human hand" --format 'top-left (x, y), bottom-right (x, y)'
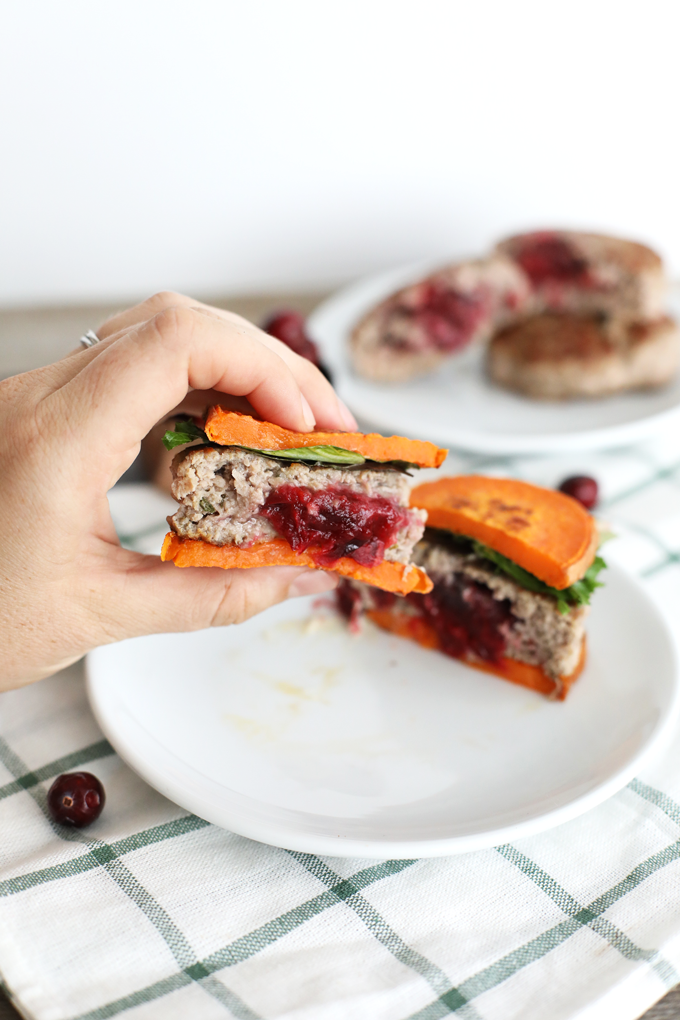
top-left (0, 292), bottom-right (357, 690)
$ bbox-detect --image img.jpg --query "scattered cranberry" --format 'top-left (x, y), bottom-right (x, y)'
top-left (262, 310), bottom-right (333, 383)
top-left (558, 475), bottom-right (599, 510)
top-left (47, 772), bottom-right (105, 828)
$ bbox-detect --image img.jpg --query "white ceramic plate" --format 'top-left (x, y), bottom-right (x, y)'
top-left (308, 264), bottom-right (680, 453)
top-left (87, 563), bottom-right (678, 859)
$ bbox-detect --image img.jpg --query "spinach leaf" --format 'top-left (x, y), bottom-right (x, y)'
top-left (238, 444), bottom-right (365, 466)
top-left (162, 423), bottom-right (413, 469)
top-left (471, 540), bottom-right (606, 615)
top-left (162, 420), bottom-right (208, 450)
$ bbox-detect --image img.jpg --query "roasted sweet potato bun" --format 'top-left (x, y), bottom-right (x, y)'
top-left (410, 475), bottom-right (597, 590)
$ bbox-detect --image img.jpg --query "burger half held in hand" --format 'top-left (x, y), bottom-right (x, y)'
top-left (338, 475), bottom-right (605, 699)
top-left (161, 408), bottom-right (447, 595)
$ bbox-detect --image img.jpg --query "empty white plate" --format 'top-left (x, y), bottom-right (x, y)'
top-left (308, 264), bottom-right (680, 453)
top-left (86, 563), bottom-right (678, 858)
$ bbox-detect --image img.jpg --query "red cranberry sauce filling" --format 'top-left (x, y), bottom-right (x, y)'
top-left (512, 233), bottom-right (590, 288)
top-left (336, 580), bottom-right (396, 622)
top-left (336, 580), bottom-right (363, 628)
top-left (260, 485), bottom-right (410, 568)
top-left (417, 576), bottom-right (514, 663)
top-left (337, 573), bottom-right (515, 664)
top-left (397, 282), bottom-right (488, 352)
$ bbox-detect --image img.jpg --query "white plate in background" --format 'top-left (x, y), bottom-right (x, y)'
top-left (308, 264), bottom-right (680, 454)
top-left (87, 563), bottom-right (678, 859)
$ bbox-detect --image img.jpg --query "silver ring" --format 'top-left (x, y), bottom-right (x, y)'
top-left (79, 329), bottom-right (101, 349)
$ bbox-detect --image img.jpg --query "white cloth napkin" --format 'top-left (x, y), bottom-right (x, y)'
top-left (2, 437), bottom-right (680, 1020)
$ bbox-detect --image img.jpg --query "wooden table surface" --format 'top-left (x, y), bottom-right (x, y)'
top-left (0, 292), bottom-right (678, 1020)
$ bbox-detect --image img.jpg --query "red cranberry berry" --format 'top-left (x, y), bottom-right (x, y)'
top-left (262, 310), bottom-right (319, 363)
top-left (262, 310), bottom-right (333, 383)
top-left (47, 772), bottom-right (105, 828)
top-left (558, 475), bottom-right (598, 510)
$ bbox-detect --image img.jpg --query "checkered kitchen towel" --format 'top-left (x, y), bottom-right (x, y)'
top-left (4, 438), bottom-right (680, 1020)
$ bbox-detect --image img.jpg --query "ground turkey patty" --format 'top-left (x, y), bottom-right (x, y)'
top-left (168, 446), bottom-right (427, 564)
top-left (342, 532), bottom-right (587, 684)
top-left (487, 313), bottom-right (680, 399)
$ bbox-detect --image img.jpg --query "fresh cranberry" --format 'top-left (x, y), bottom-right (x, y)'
top-left (513, 233), bottom-right (589, 287)
top-left (558, 475), bottom-right (598, 510)
top-left (413, 576), bottom-right (513, 664)
top-left (262, 310), bottom-right (333, 382)
top-left (263, 310), bottom-right (321, 364)
top-left (260, 485), bottom-right (410, 568)
top-left (47, 772), bottom-right (105, 828)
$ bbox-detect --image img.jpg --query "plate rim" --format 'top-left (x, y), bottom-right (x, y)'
top-left (86, 563), bottom-right (680, 859)
top-left (307, 264), bottom-right (680, 454)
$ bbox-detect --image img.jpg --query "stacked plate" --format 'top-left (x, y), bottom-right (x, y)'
top-left (308, 264), bottom-right (680, 454)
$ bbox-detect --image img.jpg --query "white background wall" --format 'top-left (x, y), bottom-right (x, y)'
top-left (0, 0), bottom-right (679, 306)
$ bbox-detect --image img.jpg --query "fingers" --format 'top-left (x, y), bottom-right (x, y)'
top-left (95, 291), bottom-right (195, 340)
top-left (44, 306), bottom-right (323, 455)
top-left (95, 291), bottom-right (356, 431)
top-left (92, 551), bottom-right (338, 641)
top-left (51, 292), bottom-right (356, 434)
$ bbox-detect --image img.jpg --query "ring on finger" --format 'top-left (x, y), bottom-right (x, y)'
top-left (79, 329), bottom-right (101, 350)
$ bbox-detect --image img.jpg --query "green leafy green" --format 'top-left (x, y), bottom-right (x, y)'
top-left (199, 497), bottom-right (217, 515)
top-left (238, 444), bottom-right (365, 466)
top-left (471, 540), bottom-right (607, 615)
top-left (161, 421), bottom-right (365, 465)
top-left (162, 420), bottom-right (208, 450)
top-left (381, 460), bottom-right (420, 473)
top-left (161, 422), bottom-right (416, 470)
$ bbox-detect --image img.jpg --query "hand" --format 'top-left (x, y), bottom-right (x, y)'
top-left (0, 292), bottom-right (357, 690)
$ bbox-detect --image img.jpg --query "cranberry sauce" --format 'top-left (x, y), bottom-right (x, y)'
top-left (513, 233), bottom-right (590, 287)
top-left (406, 283), bottom-right (487, 352)
top-left (336, 579), bottom-right (363, 626)
top-left (415, 574), bottom-right (514, 664)
top-left (336, 573), bottom-right (513, 665)
top-left (337, 579), bottom-right (398, 620)
top-left (260, 485), bottom-right (410, 567)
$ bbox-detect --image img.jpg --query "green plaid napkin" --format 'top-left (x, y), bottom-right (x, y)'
top-left (3, 437), bottom-right (680, 1020)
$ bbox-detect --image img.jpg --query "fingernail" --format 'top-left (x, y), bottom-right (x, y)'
top-left (300, 393), bottom-right (316, 430)
top-left (337, 399), bottom-right (358, 431)
top-left (288, 570), bottom-right (338, 598)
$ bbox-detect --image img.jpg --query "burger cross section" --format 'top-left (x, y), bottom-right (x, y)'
top-left (161, 408), bottom-right (604, 700)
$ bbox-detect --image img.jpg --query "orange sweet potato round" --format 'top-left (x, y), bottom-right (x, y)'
top-left (203, 408), bottom-right (447, 468)
top-left (161, 533), bottom-right (433, 596)
top-left (410, 476), bottom-right (597, 589)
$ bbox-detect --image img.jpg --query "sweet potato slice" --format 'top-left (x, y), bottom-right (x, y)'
top-left (161, 533), bottom-right (433, 595)
top-left (366, 608), bottom-right (586, 700)
top-left (203, 408), bottom-right (447, 468)
top-left (410, 476), bottom-right (597, 589)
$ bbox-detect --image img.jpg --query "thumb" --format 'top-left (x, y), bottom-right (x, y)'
top-left (92, 550), bottom-right (339, 642)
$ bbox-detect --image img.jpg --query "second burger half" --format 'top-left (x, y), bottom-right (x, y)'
top-left (338, 475), bottom-right (605, 699)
